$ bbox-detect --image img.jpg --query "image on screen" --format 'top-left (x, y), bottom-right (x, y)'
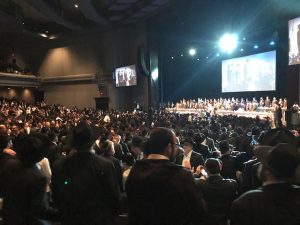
top-left (222, 51), bottom-right (276, 93)
top-left (289, 17), bottom-right (300, 65)
top-left (115, 65), bottom-right (137, 87)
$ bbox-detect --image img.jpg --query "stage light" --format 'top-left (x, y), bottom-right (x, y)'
top-left (171, 56), bottom-right (174, 59)
top-left (240, 48), bottom-right (244, 52)
top-left (197, 58), bottom-right (200, 61)
top-left (189, 48), bottom-right (196, 56)
top-left (206, 56), bottom-right (209, 59)
top-left (180, 54), bottom-right (183, 57)
top-left (219, 33), bottom-right (238, 54)
top-left (242, 37), bottom-right (246, 40)
top-left (74, 4), bottom-right (79, 8)
top-left (151, 68), bottom-right (159, 81)
top-left (39, 33), bottom-right (48, 38)
top-left (254, 45), bottom-right (259, 49)
top-left (216, 53), bottom-right (220, 57)
top-left (270, 41), bottom-right (275, 45)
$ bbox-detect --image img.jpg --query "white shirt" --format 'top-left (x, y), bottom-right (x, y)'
top-left (182, 151), bottom-right (192, 166)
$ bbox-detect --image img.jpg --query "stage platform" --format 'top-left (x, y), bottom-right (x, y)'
top-left (166, 108), bottom-right (276, 127)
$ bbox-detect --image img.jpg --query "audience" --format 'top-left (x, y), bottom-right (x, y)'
top-left (0, 97), bottom-right (299, 225)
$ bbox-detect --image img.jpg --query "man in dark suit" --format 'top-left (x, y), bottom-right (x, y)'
top-left (231, 143), bottom-right (300, 225)
top-left (126, 127), bottom-right (204, 225)
top-left (219, 140), bottom-right (237, 180)
top-left (51, 122), bottom-right (120, 225)
top-left (175, 138), bottom-right (204, 173)
top-left (193, 133), bottom-right (211, 160)
top-left (0, 134), bottom-right (58, 225)
top-left (198, 158), bottom-right (238, 225)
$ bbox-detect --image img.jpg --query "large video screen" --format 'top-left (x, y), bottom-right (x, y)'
top-left (289, 17), bottom-right (300, 65)
top-left (222, 51), bottom-right (276, 93)
top-left (115, 65), bottom-right (137, 87)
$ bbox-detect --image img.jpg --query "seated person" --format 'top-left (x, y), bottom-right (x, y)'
top-left (198, 158), bottom-right (238, 225)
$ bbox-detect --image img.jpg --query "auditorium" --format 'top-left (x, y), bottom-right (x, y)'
top-left (0, 0), bottom-right (300, 225)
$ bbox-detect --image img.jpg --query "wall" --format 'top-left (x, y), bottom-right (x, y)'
top-left (42, 83), bottom-right (99, 108)
top-left (0, 87), bottom-right (35, 103)
top-left (39, 22), bottom-right (149, 110)
top-left (0, 22), bottom-right (149, 110)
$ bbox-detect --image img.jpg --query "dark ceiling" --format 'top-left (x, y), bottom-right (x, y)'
top-left (0, 0), bottom-right (172, 39)
top-left (1, 0), bottom-right (300, 41)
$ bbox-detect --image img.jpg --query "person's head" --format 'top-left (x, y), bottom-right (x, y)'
top-left (131, 136), bottom-right (145, 157)
top-left (193, 133), bottom-right (206, 144)
top-left (255, 144), bottom-right (299, 182)
top-left (205, 158), bottom-right (222, 175)
top-left (70, 122), bottom-right (94, 152)
top-left (219, 140), bottom-right (230, 155)
top-left (11, 124), bottom-right (20, 136)
top-left (48, 131), bottom-right (58, 143)
top-left (182, 138), bottom-right (194, 155)
top-left (147, 127), bottom-right (177, 160)
top-left (17, 134), bottom-right (47, 166)
top-left (102, 140), bottom-right (115, 156)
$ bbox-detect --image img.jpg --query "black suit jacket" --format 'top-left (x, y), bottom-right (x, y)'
top-left (219, 154), bottom-right (237, 180)
top-left (231, 183), bottom-right (300, 225)
top-left (198, 175), bottom-right (237, 221)
top-left (175, 151), bottom-right (205, 172)
top-left (51, 152), bottom-right (120, 225)
top-left (126, 159), bottom-right (204, 225)
top-left (1, 159), bottom-right (57, 225)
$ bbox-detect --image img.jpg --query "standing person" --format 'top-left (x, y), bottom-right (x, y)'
top-left (0, 134), bottom-right (58, 225)
top-left (51, 122), bottom-right (120, 225)
top-left (126, 127), bottom-right (204, 225)
top-left (231, 143), bottom-right (300, 225)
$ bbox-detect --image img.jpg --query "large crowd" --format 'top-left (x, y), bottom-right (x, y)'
top-left (0, 97), bottom-right (299, 225)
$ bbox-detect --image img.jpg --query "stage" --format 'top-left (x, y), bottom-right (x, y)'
top-left (166, 108), bottom-right (277, 127)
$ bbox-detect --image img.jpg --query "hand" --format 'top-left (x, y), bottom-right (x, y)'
top-left (3, 148), bottom-right (16, 156)
top-left (195, 165), bottom-right (203, 175)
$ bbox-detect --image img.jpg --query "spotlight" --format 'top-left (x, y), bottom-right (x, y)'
top-left (254, 45), bottom-right (259, 49)
top-left (242, 37), bottom-right (246, 40)
top-left (206, 56), bottom-right (209, 59)
top-left (219, 33), bottom-right (238, 54)
top-left (189, 48), bottom-right (196, 56)
top-left (270, 41), bottom-right (275, 45)
top-left (151, 68), bottom-right (159, 81)
top-left (39, 33), bottom-right (48, 38)
top-left (171, 56), bottom-right (174, 59)
top-left (197, 58), bottom-right (200, 61)
top-left (74, 4), bottom-right (79, 8)
top-left (216, 53), bottom-right (220, 57)
top-left (180, 54), bottom-right (183, 57)
top-left (240, 48), bottom-right (244, 52)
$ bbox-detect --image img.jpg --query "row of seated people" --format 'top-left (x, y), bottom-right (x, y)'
top-left (168, 97), bottom-right (287, 112)
top-left (0, 98), bottom-right (299, 225)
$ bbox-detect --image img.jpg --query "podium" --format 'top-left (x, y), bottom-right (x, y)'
top-left (94, 97), bottom-right (109, 111)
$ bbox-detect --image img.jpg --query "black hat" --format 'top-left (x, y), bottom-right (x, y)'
top-left (71, 122), bottom-right (94, 151)
top-left (17, 134), bottom-right (47, 166)
top-left (193, 133), bottom-right (206, 143)
top-left (182, 137), bottom-right (195, 146)
top-left (254, 144), bottom-right (299, 180)
top-left (258, 128), bottom-right (296, 146)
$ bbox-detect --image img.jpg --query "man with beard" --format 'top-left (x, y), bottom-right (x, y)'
top-left (231, 143), bottom-right (300, 225)
top-left (126, 127), bottom-right (204, 225)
